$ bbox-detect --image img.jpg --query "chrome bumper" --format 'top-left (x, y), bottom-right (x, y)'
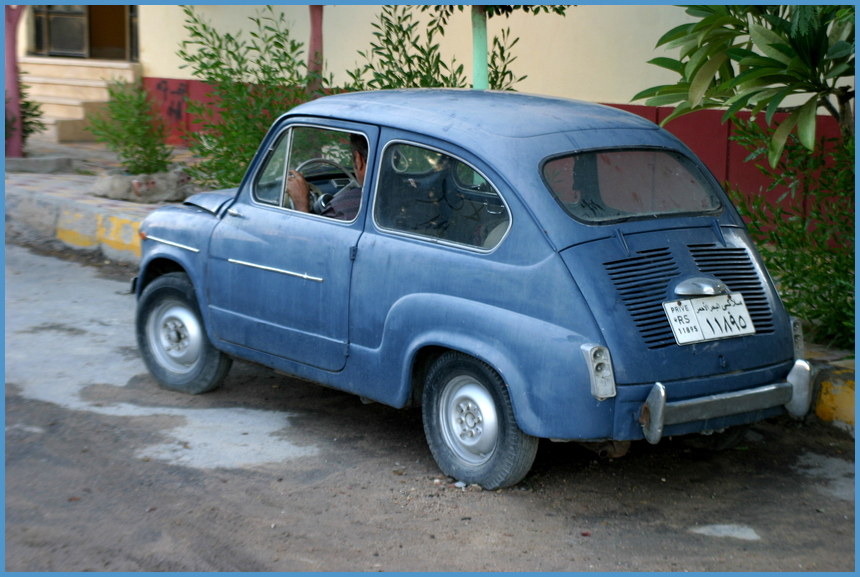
top-left (639, 360), bottom-right (812, 444)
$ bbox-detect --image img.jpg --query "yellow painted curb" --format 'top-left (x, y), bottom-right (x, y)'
top-left (815, 367), bottom-right (855, 431)
top-left (55, 210), bottom-right (142, 259)
top-left (56, 210), bottom-right (98, 248)
top-left (97, 215), bottom-right (142, 258)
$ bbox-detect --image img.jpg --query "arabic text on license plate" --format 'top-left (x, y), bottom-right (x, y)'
top-left (662, 293), bottom-right (756, 345)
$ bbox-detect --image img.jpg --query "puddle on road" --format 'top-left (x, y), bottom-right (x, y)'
top-left (689, 524), bottom-right (761, 541)
top-left (793, 452), bottom-right (855, 502)
top-left (6, 244), bottom-right (318, 471)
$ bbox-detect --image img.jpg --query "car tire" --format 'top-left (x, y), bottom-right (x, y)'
top-left (422, 351), bottom-right (538, 490)
top-left (136, 272), bottom-right (232, 394)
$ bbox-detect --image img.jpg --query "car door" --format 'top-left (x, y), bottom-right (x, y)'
top-left (206, 120), bottom-right (378, 371)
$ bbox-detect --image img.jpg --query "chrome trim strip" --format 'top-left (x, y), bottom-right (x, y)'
top-left (146, 235), bottom-right (200, 253)
top-left (228, 259), bottom-right (324, 283)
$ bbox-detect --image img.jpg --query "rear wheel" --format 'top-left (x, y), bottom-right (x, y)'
top-left (136, 272), bottom-right (232, 394)
top-left (422, 352), bottom-right (538, 490)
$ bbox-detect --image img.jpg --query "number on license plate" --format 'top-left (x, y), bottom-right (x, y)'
top-left (663, 293), bottom-right (756, 345)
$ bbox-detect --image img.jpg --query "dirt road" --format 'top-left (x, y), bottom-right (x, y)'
top-left (5, 241), bottom-right (854, 571)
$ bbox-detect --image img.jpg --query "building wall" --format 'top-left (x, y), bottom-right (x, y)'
top-left (14, 5), bottom-right (847, 203)
top-left (137, 5), bottom-right (693, 105)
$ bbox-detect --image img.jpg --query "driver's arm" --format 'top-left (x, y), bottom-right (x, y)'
top-left (286, 170), bottom-right (311, 212)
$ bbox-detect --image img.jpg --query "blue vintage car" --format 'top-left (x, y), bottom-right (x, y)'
top-left (134, 89), bottom-right (811, 489)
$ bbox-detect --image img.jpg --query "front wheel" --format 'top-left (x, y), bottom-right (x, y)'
top-left (135, 272), bottom-right (232, 394)
top-left (422, 352), bottom-right (538, 490)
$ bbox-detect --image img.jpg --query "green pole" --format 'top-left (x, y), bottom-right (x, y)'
top-left (471, 6), bottom-right (488, 90)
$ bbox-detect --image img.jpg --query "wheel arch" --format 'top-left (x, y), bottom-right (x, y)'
top-left (381, 293), bottom-right (611, 439)
top-left (137, 257), bottom-right (188, 297)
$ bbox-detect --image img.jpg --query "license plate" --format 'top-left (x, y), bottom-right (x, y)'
top-left (663, 293), bottom-right (756, 345)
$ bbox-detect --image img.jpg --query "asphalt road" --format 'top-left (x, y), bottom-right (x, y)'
top-left (5, 242), bottom-right (855, 571)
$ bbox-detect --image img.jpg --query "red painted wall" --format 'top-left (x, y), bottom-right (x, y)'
top-left (142, 78), bottom-right (843, 204)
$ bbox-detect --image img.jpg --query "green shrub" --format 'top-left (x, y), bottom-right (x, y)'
top-left (5, 75), bottom-right (47, 145)
top-left (345, 5), bottom-right (526, 91)
top-left (86, 80), bottom-right (173, 174)
top-left (345, 5), bottom-right (467, 91)
top-left (488, 28), bottom-right (527, 92)
top-left (728, 119), bottom-right (854, 348)
top-left (177, 5), bottom-right (315, 189)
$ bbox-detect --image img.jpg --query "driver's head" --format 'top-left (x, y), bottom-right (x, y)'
top-left (350, 133), bottom-right (368, 186)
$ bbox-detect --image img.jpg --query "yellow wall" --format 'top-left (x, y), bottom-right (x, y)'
top-left (136, 5), bottom-right (694, 105)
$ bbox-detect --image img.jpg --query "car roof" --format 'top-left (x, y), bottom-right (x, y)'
top-left (287, 89), bottom-right (658, 141)
top-left (284, 90), bottom-right (706, 252)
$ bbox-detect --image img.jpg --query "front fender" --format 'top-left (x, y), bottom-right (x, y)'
top-left (379, 293), bottom-right (614, 440)
top-left (136, 205), bottom-right (220, 338)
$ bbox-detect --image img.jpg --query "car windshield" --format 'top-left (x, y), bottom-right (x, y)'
top-left (541, 149), bottom-right (722, 223)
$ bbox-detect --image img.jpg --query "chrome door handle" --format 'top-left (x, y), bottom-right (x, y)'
top-left (227, 208), bottom-right (244, 218)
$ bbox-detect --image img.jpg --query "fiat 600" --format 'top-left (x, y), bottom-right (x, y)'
top-left (134, 90), bottom-right (811, 489)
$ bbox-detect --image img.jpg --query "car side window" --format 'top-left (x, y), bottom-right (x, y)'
top-left (374, 142), bottom-right (509, 249)
top-left (254, 132), bottom-right (290, 205)
top-left (253, 125), bottom-right (366, 219)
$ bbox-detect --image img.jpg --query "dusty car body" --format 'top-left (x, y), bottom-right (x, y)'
top-left (134, 89), bottom-right (811, 489)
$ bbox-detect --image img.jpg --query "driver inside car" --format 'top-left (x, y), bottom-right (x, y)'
top-left (285, 134), bottom-right (367, 221)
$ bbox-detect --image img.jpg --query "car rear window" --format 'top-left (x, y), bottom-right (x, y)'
top-left (541, 149), bottom-right (722, 223)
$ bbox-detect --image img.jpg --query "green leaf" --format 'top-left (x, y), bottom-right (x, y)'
top-left (645, 93), bottom-right (691, 107)
top-left (689, 52), bottom-right (728, 107)
top-left (770, 42), bottom-right (798, 61)
top-left (826, 41), bottom-right (854, 60)
top-left (828, 17), bottom-right (853, 46)
top-left (680, 46), bottom-right (702, 79)
top-left (678, 39), bottom-right (701, 61)
top-left (725, 47), bottom-right (759, 61)
top-left (656, 23), bottom-right (695, 47)
top-left (724, 66), bottom-right (785, 91)
top-left (631, 85), bottom-right (671, 101)
top-left (749, 98), bottom-right (770, 118)
top-left (825, 61), bottom-right (852, 79)
top-left (765, 86), bottom-right (795, 125)
top-left (767, 109), bottom-right (799, 167)
top-left (746, 87), bottom-right (782, 104)
top-left (685, 6), bottom-right (720, 19)
top-left (796, 96), bottom-right (818, 151)
top-left (750, 24), bottom-right (792, 65)
top-left (722, 92), bottom-right (753, 122)
top-left (647, 57), bottom-right (684, 74)
top-left (737, 55), bottom-right (790, 68)
top-left (659, 102), bottom-right (693, 126)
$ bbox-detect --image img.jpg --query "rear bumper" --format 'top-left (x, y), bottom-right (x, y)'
top-left (638, 360), bottom-right (812, 444)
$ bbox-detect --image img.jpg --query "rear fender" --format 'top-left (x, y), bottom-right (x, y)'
top-left (380, 294), bottom-right (615, 439)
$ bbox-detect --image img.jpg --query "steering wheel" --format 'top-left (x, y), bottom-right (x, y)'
top-left (287, 158), bottom-right (360, 212)
top-left (295, 157), bottom-right (360, 190)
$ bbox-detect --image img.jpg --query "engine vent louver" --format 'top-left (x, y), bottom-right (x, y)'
top-left (604, 244), bottom-right (775, 349)
top-left (604, 248), bottom-right (678, 349)
top-left (688, 244), bottom-right (774, 334)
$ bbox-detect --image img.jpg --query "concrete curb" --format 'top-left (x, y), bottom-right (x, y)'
top-left (4, 171), bottom-right (855, 434)
top-left (5, 173), bottom-right (164, 265)
top-left (5, 155), bottom-right (73, 174)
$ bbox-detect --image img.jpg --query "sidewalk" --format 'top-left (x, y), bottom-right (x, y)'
top-left (5, 136), bottom-right (187, 264)
top-left (4, 137), bottom-right (855, 437)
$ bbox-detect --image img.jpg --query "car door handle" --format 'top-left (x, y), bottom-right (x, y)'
top-left (227, 208), bottom-right (244, 218)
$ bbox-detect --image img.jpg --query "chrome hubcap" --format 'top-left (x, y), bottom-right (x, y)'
top-left (147, 300), bottom-right (203, 374)
top-left (439, 375), bottom-right (499, 465)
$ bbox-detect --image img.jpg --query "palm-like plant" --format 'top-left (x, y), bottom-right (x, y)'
top-left (634, 5), bottom-right (854, 166)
